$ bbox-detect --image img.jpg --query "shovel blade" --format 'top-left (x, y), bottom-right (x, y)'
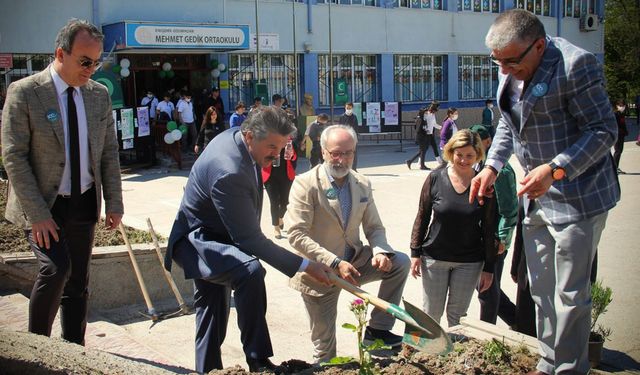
top-left (401, 300), bottom-right (453, 355)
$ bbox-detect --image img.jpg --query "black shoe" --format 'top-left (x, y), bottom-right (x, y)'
top-left (247, 358), bottom-right (277, 373)
top-left (405, 160), bottom-right (411, 169)
top-left (617, 168), bottom-right (626, 175)
top-left (363, 327), bottom-right (403, 348)
top-left (419, 165), bottom-right (430, 170)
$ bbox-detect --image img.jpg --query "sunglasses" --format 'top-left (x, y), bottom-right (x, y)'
top-left (78, 57), bottom-right (102, 70)
top-left (490, 39), bottom-right (538, 68)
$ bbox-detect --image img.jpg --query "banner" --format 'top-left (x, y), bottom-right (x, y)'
top-left (366, 102), bottom-right (381, 133)
top-left (334, 78), bottom-right (349, 106)
top-left (136, 107), bottom-right (151, 137)
top-left (352, 102), bottom-right (364, 127)
top-left (92, 70), bottom-right (124, 109)
top-left (384, 102), bottom-right (399, 125)
top-left (120, 108), bottom-right (135, 140)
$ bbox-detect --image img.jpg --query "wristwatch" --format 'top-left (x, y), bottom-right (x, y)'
top-left (548, 162), bottom-right (566, 181)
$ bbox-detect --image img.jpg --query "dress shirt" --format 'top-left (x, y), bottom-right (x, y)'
top-left (50, 66), bottom-right (94, 195)
top-left (177, 100), bottom-right (195, 123)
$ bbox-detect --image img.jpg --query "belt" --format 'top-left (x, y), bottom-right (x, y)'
top-left (58, 184), bottom-right (95, 199)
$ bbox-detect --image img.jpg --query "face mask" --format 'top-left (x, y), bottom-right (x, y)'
top-left (488, 104), bottom-right (494, 109)
top-left (452, 115), bottom-right (459, 121)
top-left (345, 109), bottom-right (353, 115)
top-left (617, 106), bottom-right (625, 112)
top-left (186, 98), bottom-right (191, 103)
top-left (147, 94), bottom-right (153, 99)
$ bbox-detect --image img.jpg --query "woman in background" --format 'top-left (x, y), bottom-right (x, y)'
top-left (263, 137), bottom-right (297, 238)
top-left (195, 107), bottom-right (225, 155)
top-left (439, 107), bottom-right (459, 152)
top-left (410, 129), bottom-right (496, 327)
top-left (613, 99), bottom-right (628, 174)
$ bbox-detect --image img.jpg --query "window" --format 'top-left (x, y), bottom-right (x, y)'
top-left (1, 54), bottom-right (54, 97)
top-left (397, 0), bottom-right (444, 9)
top-left (563, 0), bottom-right (595, 17)
top-left (513, 0), bottom-right (551, 16)
top-left (318, 54), bottom-right (378, 106)
top-left (316, 0), bottom-right (375, 4)
top-left (228, 54), bottom-right (298, 107)
top-left (458, 0), bottom-right (499, 12)
top-left (458, 55), bottom-right (498, 100)
top-left (394, 54), bottom-right (446, 102)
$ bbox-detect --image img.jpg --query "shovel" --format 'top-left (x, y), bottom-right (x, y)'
top-left (328, 272), bottom-right (452, 355)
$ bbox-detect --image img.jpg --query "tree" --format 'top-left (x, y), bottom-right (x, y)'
top-left (604, 0), bottom-right (640, 105)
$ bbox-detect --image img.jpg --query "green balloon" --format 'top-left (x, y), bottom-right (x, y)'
top-left (179, 125), bottom-right (188, 134)
top-left (210, 59), bottom-right (219, 68)
top-left (166, 121), bottom-right (178, 131)
top-left (166, 70), bottom-right (175, 79)
top-left (158, 70), bottom-right (167, 79)
top-left (112, 65), bottom-right (121, 74)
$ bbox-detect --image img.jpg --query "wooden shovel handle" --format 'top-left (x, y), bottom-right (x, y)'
top-left (328, 272), bottom-right (392, 312)
top-left (119, 222), bottom-right (157, 319)
top-left (146, 218), bottom-right (186, 307)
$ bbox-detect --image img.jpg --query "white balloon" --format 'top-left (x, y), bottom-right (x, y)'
top-left (211, 69), bottom-right (221, 78)
top-left (171, 129), bottom-right (183, 141)
top-left (162, 62), bottom-right (172, 71)
top-left (217, 63), bottom-right (226, 72)
top-left (164, 133), bottom-right (175, 144)
top-left (120, 68), bottom-right (130, 77)
top-left (119, 58), bottom-right (130, 68)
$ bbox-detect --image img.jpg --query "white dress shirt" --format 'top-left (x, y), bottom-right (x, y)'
top-left (50, 66), bottom-right (94, 195)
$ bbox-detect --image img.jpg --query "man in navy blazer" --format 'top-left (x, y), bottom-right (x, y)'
top-left (165, 106), bottom-right (331, 374)
top-left (470, 10), bottom-right (619, 375)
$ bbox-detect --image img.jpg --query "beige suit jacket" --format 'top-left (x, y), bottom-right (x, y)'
top-left (1, 66), bottom-right (123, 228)
top-left (286, 165), bottom-right (394, 296)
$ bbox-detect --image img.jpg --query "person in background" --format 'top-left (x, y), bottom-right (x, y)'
top-left (157, 92), bottom-right (175, 122)
top-left (195, 107), bottom-right (225, 155)
top-left (338, 102), bottom-right (359, 170)
top-left (204, 87), bottom-right (224, 117)
top-left (262, 136), bottom-right (297, 239)
top-left (177, 91), bottom-right (197, 154)
top-left (410, 129), bottom-right (495, 327)
top-left (1, 18), bottom-right (123, 346)
top-left (613, 99), bottom-right (628, 174)
top-left (302, 113), bottom-right (329, 168)
top-left (407, 101), bottom-right (442, 170)
top-left (272, 93), bottom-right (284, 109)
top-left (164, 106), bottom-right (332, 374)
top-left (439, 107), bottom-right (459, 153)
top-left (286, 125), bottom-right (410, 363)
top-left (482, 99), bottom-right (495, 137)
top-left (471, 10), bottom-right (619, 374)
top-left (250, 96), bottom-right (263, 113)
top-left (229, 102), bottom-right (246, 128)
top-left (141, 90), bottom-right (158, 122)
top-left (469, 125), bottom-right (518, 328)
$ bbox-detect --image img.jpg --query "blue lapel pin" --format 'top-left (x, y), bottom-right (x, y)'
top-left (46, 109), bottom-right (59, 123)
top-left (532, 82), bottom-right (548, 97)
top-left (325, 188), bottom-right (337, 200)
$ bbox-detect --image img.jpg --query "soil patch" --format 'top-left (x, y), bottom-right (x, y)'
top-left (0, 180), bottom-right (162, 253)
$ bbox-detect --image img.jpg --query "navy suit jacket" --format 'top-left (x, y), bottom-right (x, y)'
top-left (164, 129), bottom-right (303, 279)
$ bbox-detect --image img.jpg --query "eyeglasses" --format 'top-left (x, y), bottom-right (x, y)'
top-left (326, 150), bottom-right (355, 159)
top-left (490, 39), bottom-right (538, 68)
top-left (78, 57), bottom-right (102, 70)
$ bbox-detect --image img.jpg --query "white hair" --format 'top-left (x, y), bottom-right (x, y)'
top-left (485, 9), bottom-right (546, 50)
top-left (320, 125), bottom-right (358, 149)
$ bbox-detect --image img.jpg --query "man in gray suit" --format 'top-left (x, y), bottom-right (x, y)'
top-left (470, 10), bottom-right (619, 375)
top-left (1, 19), bottom-right (123, 345)
top-left (165, 106), bottom-right (332, 374)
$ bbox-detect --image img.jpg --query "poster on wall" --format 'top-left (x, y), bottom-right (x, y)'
top-left (366, 102), bottom-right (381, 133)
top-left (122, 139), bottom-right (134, 150)
top-left (136, 107), bottom-right (151, 137)
top-left (384, 102), bottom-right (399, 125)
top-left (353, 102), bottom-right (364, 127)
top-left (120, 108), bottom-right (135, 140)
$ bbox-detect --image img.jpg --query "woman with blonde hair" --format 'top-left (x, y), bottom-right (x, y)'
top-left (409, 129), bottom-right (496, 327)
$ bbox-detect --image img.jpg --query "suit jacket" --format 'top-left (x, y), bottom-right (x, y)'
top-left (165, 129), bottom-right (303, 279)
top-left (487, 37), bottom-right (620, 225)
top-left (1, 66), bottom-right (123, 228)
top-left (286, 165), bottom-right (394, 296)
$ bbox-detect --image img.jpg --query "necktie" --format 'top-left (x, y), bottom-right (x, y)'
top-left (66, 87), bottom-right (81, 206)
top-left (255, 164), bottom-right (263, 219)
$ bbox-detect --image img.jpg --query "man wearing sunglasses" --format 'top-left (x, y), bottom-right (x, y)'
top-left (1, 19), bottom-right (123, 346)
top-left (469, 10), bottom-right (619, 375)
top-left (285, 125), bottom-right (410, 364)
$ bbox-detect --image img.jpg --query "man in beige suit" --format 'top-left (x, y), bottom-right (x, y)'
top-left (1, 19), bottom-right (123, 345)
top-left (286, 125), bottom-right (410, 363)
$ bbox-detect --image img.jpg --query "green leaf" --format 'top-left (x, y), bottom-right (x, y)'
top-left (321, 356), bottom-right (356, 366)
top-left (365, 338), bottom-right (391, 351)
top-left (342, 323), bottom-right (357, 332)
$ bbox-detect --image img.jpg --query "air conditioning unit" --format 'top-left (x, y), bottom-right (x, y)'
top-left (580, 13), bottom-right (599, 32)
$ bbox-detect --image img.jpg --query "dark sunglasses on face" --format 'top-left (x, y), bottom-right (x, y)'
top-left (490, 38), bottom-right (539, 68)
top-left (78, 57), bottom-right (102, 70)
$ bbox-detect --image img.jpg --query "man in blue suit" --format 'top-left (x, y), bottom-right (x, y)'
top-left (470, 10), bottom-right (619, 375)
top-left (165, 106), bottom-right (332, 374)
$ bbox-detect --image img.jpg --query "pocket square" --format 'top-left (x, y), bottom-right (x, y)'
top-left (359, 197), bottom-right (368, 203)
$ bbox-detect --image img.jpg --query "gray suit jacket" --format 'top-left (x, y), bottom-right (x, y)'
top-left (487, 37), bottom-right (619, 225)
top-left (164, 129), bottom-right (303, 280)
top-left (1, 66), bottom-right (123, 228)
